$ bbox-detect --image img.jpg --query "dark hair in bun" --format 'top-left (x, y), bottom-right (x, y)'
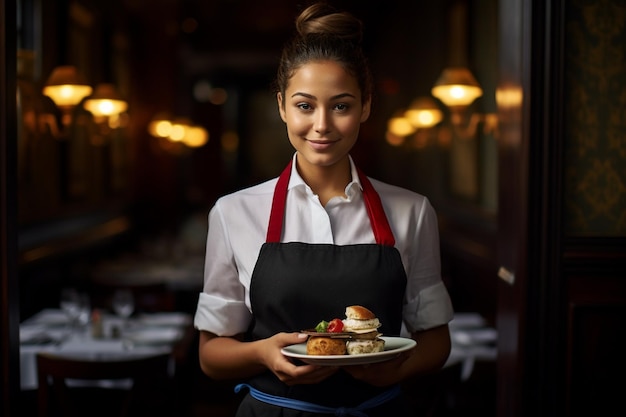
top-left (275, 2), bottom-right (373, 104)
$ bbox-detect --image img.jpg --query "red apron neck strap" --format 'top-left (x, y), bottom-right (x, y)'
top-left (266, 163), bottom-right (292, 243)
top-left (356, 167), bottom-right (396, 246)
top-left (266, 162), bottom-right (396, 246)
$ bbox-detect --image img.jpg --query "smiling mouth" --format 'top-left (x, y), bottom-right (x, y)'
top-left (307, 139), bottom-right (338, 150)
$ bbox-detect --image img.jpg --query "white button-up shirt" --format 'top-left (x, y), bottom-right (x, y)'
top-left (194, 154), bottom-right (453, 336)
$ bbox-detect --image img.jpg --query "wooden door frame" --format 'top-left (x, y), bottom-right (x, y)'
top-left (1, 1), bottom-right (20, 416)
top-left (497, 0), bottom-right (566, 415)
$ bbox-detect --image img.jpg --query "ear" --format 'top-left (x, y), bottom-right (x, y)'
top-left (277, 92), bottom-right (287, 123)
top-left (360, 97), bottom-right (371, 123)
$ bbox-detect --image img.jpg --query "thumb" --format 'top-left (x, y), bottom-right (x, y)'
top-left (284, 332), bottom-right (309, 345)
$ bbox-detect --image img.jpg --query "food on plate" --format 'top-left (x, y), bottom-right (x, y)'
top-left (306, 336), bottom-right (347, 355)
top-left (342, 305), bottom-right (385, 355)
top-left (327, 318), bottom-right (344, 333)
top-left (305, 305), bottom-right (384, 356)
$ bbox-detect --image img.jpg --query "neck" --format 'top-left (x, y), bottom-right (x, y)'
top-left (295, 156), bottom-right (352, 206)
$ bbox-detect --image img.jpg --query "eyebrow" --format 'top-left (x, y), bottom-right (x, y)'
top-left (290, 92), bottom-right (357, 100)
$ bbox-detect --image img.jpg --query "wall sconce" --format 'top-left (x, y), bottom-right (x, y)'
top-left (40, 65), bottom-right (129, 142)
top-left (431, 66), bottom-right (498, 138)
top-left (384, 66), bottom-right (498, 148)
top-left (83, 83), bottom-right (129, 143)
top-left (42, 65), bottom-right (93, 129)
top-left (84, 83), bottom-right (128, 119)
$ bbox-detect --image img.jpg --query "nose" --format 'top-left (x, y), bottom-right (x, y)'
top-left (314, 108), bottom-right (331, 135)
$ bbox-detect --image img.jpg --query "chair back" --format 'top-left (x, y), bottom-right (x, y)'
top-left (36, 352), bottom-right (172, 417)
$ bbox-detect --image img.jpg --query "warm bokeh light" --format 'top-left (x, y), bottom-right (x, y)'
top-left (148, 119), bottom-right (172, 137)
top-left (169, 123), bottom-right (186, 142)
top-left (388, 115), bottom-right (416, 137)
top-left (183, 126), bottom-right (209, 148)
top-left (404, 97), bottom-right (443, 128)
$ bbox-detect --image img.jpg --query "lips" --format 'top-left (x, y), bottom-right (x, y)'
top-left (307, 138), bottom-right (338, 151)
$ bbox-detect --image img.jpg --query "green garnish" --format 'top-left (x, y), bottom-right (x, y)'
top-left (315, 320), bottom-right (329, 332)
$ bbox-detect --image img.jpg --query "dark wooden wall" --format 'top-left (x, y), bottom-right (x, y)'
top-left (497, 0), bottom-right (626, 416)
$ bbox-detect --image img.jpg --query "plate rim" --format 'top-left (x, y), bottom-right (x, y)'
top-left (281, 336), bottom-right (416, 366)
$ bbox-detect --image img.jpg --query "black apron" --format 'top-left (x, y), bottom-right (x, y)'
top-left (238, 162), bottom-right (409, 416)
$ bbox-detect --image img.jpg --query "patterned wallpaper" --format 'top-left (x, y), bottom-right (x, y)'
top-left (564, 0), bottom-right (626, 236)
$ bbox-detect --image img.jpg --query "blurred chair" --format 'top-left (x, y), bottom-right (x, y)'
top-left (36, 352), bottom-right (173, 417)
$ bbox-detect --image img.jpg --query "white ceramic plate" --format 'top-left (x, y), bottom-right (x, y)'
top-left (281, 336), bottom-right (416, 366)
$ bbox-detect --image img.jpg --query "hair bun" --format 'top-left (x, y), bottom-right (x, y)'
top-left (296, 3), bottom-right (363, 43)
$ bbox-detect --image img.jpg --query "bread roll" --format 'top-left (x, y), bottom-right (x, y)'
top-left (306, 337), bottom-right (347, 355)
top-left (345, 305), bottom-right (375, 320)
top-left (343, 305), bottom-right (380, 332)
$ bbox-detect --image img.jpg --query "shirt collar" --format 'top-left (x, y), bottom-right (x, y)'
top-left (287, 153), bottom-right (363, 197)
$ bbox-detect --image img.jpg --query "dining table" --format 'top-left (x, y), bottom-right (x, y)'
top-left (445, 312), bottom-right (497, 380)
top-left (19, 308), bottom-right (194, 391)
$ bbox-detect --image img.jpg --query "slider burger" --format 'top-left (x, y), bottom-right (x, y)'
top-left (306, 317), bottom-right (347, 355)
top-left (305, 305), bottom-right (384, 356)
top-left (342, 305), bottom-right (385, 355)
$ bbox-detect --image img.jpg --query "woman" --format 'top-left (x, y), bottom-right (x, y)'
top-left (194, 3), bottom-right (454, 416)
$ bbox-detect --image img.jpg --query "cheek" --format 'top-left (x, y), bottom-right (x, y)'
top-left (285, 113), bottom-right (310, 134)
top-left (336, 117), bottom-right (362, 135)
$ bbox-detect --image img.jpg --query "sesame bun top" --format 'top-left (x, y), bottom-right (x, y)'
top-left (345, 305), bottom-right (375, 320)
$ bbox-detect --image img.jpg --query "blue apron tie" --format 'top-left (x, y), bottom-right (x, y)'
top-left (235, 383), bottom-right (401, 416)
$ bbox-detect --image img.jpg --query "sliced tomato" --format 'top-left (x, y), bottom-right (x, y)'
top-left (327, 318), bottom-right (344, 333)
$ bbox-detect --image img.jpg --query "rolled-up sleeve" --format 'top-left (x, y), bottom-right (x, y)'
top-left (401, 197), bottom-right (454, 332)
top-left (194, 292), bottom-right (251, 336)
top-left (403, 281), bottom-right (454, 332)
top-left (193, 201), bottom-right (253, 336)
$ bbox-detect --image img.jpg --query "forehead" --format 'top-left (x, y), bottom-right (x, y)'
top-left (286, 60), bottom-right (361, 97)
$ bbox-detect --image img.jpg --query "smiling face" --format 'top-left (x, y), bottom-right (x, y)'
top-left (277, 60), bottom-right (371, 176)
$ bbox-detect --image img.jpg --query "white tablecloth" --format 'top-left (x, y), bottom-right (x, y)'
top-left (20, 309), bottom-right (191, 390)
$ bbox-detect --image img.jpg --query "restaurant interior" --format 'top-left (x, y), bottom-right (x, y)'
top-left (2, 0), bottom-right (625, 416)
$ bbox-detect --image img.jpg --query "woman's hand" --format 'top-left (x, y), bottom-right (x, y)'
top-left (198, 331), bottom-right (338, 385)
top-left (261, 332), bottom-right (339, 386)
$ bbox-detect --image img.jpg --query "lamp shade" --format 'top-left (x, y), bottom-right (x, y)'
top-left (404, 97), bottom-right (443, 128)
top-left (42, 66), bottom-right (93, 108)
top-left (431, 67), bottom-right (483, 108)
top-left (84, 83), bottom-right (128, 117)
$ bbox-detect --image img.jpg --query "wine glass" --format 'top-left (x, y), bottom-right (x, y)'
top-left (60, 288), bottom-right (81, 324)
top-left (60, 287), bottom-right (82, 338)
top-left (112, 289), bottom-right (135, 327)
top-left (76, 293), bottom-right (91, 331)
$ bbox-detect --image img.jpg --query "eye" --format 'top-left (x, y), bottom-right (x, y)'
top-left (296, 102), bottom-right (313, 111)
top-left (333, 103), bottom-right (349, 112)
